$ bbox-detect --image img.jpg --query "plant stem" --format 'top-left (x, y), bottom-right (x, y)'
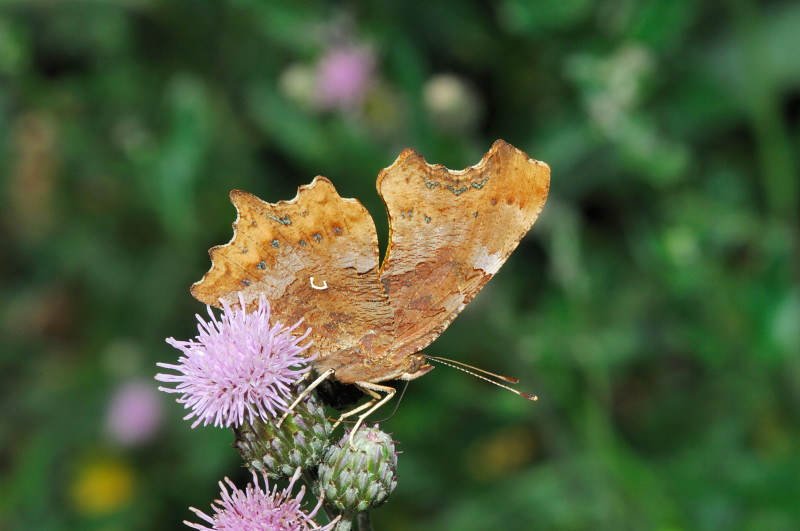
top-left (727, 0), bottom-right (798, 224)
top-left (335, 511), bottom-right (354, 531)
top-left (357, 511), bottom-right (374, 531)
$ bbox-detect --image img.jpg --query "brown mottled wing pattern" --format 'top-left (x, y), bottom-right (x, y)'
top-left (191, 141), bottom-right (549, 386)
top-left (377, 140), bottom-right (550, 360)
top-left (191, 177), bottom-right (395, 368)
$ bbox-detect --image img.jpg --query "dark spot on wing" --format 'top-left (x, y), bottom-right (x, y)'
top-left (267, 214), bottom-right (292, 225)
top-left (423, 176), bottom-right (440, 189)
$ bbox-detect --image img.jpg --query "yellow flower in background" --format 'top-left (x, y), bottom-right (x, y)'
top-left (466, 426), bottom-right (539, 481)
top-left (70, 456), bottom-right (135, 516)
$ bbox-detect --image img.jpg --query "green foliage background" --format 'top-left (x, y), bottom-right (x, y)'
top-left (1, 1), bottom-right (798, 529)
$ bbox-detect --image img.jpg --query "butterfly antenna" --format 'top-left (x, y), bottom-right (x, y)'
top-left (426, 356), bottom-right (538, 401)
top-left (374, 380), bottom-right (410, 423)
top-left (426, 355), bottom-right (520, 383)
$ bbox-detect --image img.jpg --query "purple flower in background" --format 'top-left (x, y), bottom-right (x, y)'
top-left (106, 379), bottom-right (163, 446)
top-left (185, 468), bottom-right (337, 531)
top-left (315, 46), bottom-right (374, 110)
top-left (156, 295), bottom-right (311, 428)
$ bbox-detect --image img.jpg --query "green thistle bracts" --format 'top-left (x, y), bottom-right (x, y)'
top-left (233, 385), bottom-right (332, 479)
top-left (317, 425), bottom-right (398, 512)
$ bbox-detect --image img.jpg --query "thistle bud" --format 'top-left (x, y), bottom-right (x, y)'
top-left (233, 383), bottom-right (332, 479)
top-left (317, 425), bottom-right (398, 513)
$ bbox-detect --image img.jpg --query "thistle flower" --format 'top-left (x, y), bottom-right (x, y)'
top-left (185, 468), bottom-right (337, 531)
top-left (315, 46), bottom-right (375, 110)
top-left (235, 381), bottom-right (332, 479)
top-left (156, 295), bottom-right (312, 428)
top-left (318, 425), bottom-right (398, 513)
top-left (106, 379), bottom-right (163, 446)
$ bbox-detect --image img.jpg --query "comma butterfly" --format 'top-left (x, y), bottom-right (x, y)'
top-left (191, 140), bottom-right (550, 428)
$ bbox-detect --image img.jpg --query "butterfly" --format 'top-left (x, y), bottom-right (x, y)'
top-left (191, 140), bottom-right (550, 432)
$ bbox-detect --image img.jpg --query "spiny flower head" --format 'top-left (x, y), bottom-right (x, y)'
top-left (156, 295), bottom-right (312, 428)
top-left (185, 468), bottom-right (337, 531)
top-left (235, 381), bottom-right (332, 479)
top-left (318, 425), bottom-right (398, 512)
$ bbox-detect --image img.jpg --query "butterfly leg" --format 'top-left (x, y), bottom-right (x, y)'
top-left (276, 368), bottom-right (334, 428)
top-left (346, 382), bottom-right (397, 449)
top-left (331, 394), bottom-right (378, 431)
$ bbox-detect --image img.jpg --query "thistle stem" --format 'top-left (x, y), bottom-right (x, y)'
top-left (357, 511), bottom-right (374, 531)
top-left (335, 511), bottom-right (354, 531)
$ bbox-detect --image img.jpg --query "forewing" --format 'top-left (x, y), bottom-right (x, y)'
top-left (377, 140), bottom-right (550, 358)
top-left (191, 177), bottom-right (395, 358)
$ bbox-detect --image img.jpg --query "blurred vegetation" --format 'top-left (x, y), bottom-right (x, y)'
top-left (1, 1), bottom-right (798, 530)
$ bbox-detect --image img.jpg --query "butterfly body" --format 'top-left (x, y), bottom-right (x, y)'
top-left (191, 140), bottom-right (549, 387)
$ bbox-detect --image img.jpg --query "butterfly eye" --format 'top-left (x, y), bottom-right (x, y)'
top-left (399, 355), bottom-right (433, 381)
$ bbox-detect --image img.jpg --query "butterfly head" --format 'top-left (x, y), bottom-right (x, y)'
top-left (398, 354), bottom-right (433, 381)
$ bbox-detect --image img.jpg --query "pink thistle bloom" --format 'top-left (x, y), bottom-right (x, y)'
top-left (106, 379), bottom-right (164, 446)
top-left (315, 46), bottom-right (375, 110)
top-left (185, 468), bottom-right (338, 531)
top-left (156, 295), bottom-right (312, 429)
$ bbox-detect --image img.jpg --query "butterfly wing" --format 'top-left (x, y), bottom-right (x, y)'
top-left (191, 177), bottom-right (395, 364)
top-left (377, 140), bottom-right (550, 359)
